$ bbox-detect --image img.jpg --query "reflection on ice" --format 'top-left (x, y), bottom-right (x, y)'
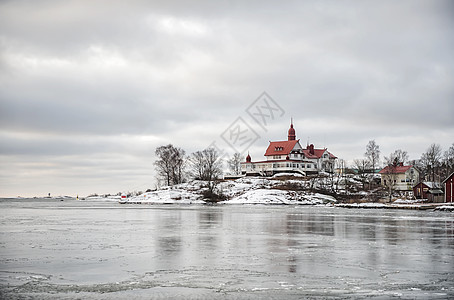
top-left (0, 199), bottom-right (453, 299)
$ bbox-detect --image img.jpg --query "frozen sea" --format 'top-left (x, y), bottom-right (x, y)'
top-left (0, 198), bottom-right (453, 299)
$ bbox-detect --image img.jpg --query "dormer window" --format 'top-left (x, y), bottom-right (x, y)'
top-left (274, 146), bottom-right (284, 151)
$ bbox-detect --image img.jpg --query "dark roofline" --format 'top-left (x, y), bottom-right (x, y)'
top-left (442, 171), bottom-right (454, 184)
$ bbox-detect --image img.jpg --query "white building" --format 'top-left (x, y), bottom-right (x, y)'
top-left (241, 122), bottom-right (337, 176)
top-left (379, 163), bottom-right (420, 191)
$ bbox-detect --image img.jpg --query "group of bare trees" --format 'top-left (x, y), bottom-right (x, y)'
top-left (154, 144), bottom-right (230, 200)
top-left (352, 140), bottom-right (381, 190)
top-left (189, 148), bottom-right (223, 194)
top-left (352, 140), bottom-right (454, 199)
top-left (154, 144), bottom-right (186, 186)
top-left (227, 153), bottom-right (242, 176)
top-left (417, 143), bottom-right (454, 182)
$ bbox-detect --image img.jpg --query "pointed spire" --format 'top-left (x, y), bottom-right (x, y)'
top-left (288, 118), bottom-right (296, 141)
top-left (246, 152), bottom-right (251, 163)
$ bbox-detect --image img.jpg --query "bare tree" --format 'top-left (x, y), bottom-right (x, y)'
top-left (335, 159), bottom-right (346, 194)
top-left (365, 140), bottom-right (380, 189)
top-left (172, 147), bottom-right (186, 185)
top-left (154, 144), bottom-right (186, 186)
top-left (354, 158), bottom-right (371, 190)
top-left (382, 155), bottom-right (399, 202)
top-left (443, 143), bottom-right (454, 177)
top-left (189, 148), bottom-right (223, 196)
top-left (389, 149), bottom-right (409, 165)
top-left (228, 153), bottom-right (242, 175)
top-left (189, 151), bottom-right (206, 180)
top-left (420, 143), bottom-right (442, 182)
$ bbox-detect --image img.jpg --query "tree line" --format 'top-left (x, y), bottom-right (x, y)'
top-left (352, 140), bottom-right (454, 189)
top-left (154, 144), bottom-right (243, 201)
top-left (154, 141), bottom-right (453, 202)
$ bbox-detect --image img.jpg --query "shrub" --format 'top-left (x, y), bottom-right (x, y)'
top-left (202, 189), bottom-right (228, 203)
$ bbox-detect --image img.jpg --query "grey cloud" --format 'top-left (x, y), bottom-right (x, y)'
top-left (1, 0), bottom-right (453, 196)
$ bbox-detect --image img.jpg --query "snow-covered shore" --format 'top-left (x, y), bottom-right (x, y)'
top-left (97, 176), bottom-right (453, 211)
top-left (124, 177), bottom-right (337, 205)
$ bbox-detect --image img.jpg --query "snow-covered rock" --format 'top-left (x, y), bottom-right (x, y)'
top-left (124, 177), bottom-right (337, 205)
top-left (393, 199), bottom-right (428, 204)
top-left (227, 189), bottom-right (291, 205)
top-left (434, 205), bottom-right (454, 212)
top-left (335, 203), bottom-right (387, 209)
top-left (127, 181), bottom-right (207, 204)
top-left (272, 172), bottom-right (304, 178)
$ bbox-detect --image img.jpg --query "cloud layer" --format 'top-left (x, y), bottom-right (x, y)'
top-left (1, 0), bottom-right (453, 196)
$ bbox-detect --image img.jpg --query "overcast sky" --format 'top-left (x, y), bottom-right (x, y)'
top-left (1, 0), bottom-right (453, 197)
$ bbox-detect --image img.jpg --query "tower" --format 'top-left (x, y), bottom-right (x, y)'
top-left (288, 119), bottom-right (296, 141)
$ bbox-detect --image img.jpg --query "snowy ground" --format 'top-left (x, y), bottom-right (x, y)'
top-left (89, 176), bottom-right (452, 211)
top-left (125, 177), bottom-right (337, 205)
top-left (393, 199), bottom-right (428, 204)
top-left (434, 205), bottom-right (454, 211)
top-left (336, 203), bottom-right (388, 209)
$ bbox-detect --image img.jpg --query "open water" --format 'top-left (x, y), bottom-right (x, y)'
top-left (0, 198), bottom-right (453, 299)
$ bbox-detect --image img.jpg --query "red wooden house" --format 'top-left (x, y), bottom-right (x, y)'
top-left (443, 172), bottom-right (454, 203)
top-left (413, 181), bottom-right (443, 203)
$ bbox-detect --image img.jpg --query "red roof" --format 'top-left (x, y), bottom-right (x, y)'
top-left (379, 165), bottom-right (412, 174)
top-left (302, 148), bottom-right (325, 159)
top-left (264, 140), bottom-right (337, 160)
top-left (264, 140), bottom-right (299, 156)
top-left (241, 158), bottom-right (311, 164)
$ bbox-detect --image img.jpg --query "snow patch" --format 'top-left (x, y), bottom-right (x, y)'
top-left (124, 177), bottom-right (337, 205)
top-left (227, 189), bottom-right (290, 205)
top-left (434, 205), bottom-right (454, 212)
top-left (272, 172), bottom-right (304, 178)
top-left (336, 203), bottom-right (387, 209)
top-left (393, 199), bottom-right (428, 204)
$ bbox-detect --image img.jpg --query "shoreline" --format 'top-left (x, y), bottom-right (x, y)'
top-left (118, 199), bottom-right (454, 211)
top-left (335, 202), bottom-right (454, 210)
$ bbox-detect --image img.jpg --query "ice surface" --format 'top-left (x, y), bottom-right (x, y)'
top-left (1, 198), bottom-right (453, 299)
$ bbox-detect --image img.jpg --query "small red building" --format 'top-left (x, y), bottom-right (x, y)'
top-left (413, 181), bottom-right (443, 203)
top-left (443, 172), bottom-right (454, 203)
